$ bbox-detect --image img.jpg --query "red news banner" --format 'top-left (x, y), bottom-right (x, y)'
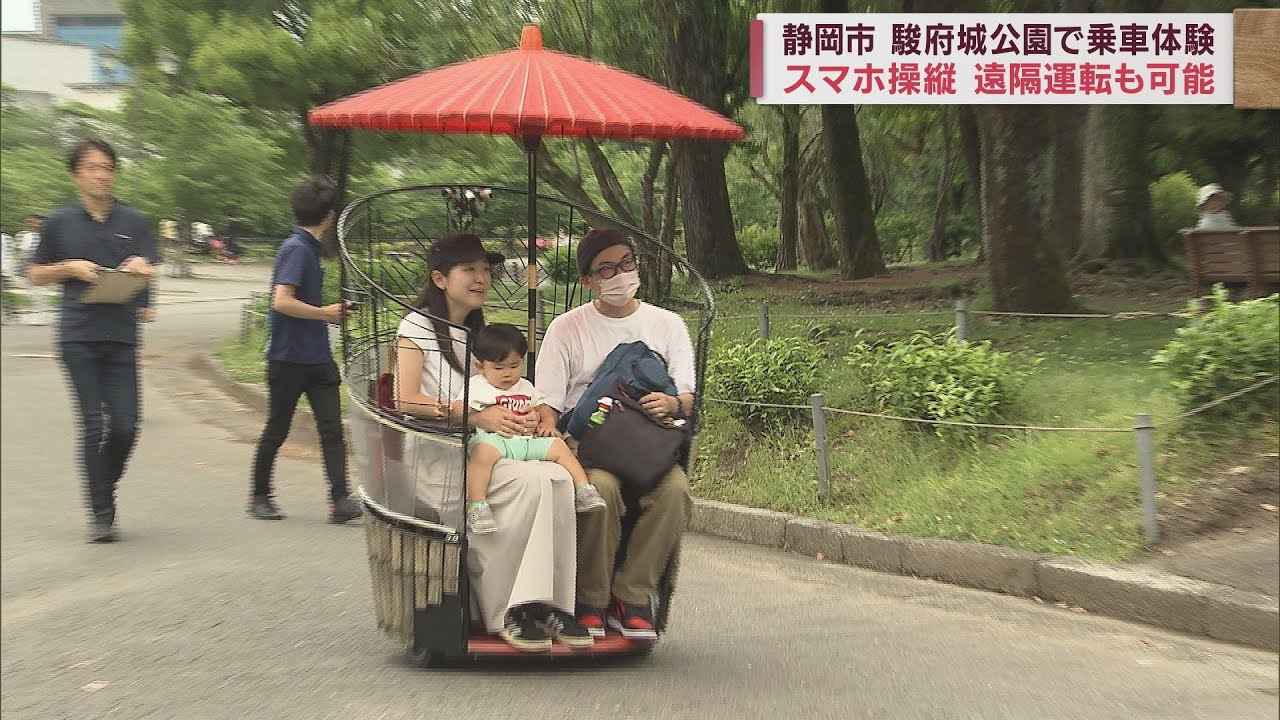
top-left (749, 14), bottom-right (1234, 104)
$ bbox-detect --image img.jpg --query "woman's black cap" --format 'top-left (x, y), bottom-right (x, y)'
top-left (428, 233), bottom-right (504, 271)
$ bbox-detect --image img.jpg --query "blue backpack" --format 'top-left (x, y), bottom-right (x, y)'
top-left (559, 341), bottom-right (678, 440)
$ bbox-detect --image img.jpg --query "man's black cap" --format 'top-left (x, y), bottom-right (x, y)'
top-left (576, 227), bottom-right (635, 277)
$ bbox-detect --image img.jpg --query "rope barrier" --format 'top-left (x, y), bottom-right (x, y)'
top-left (1176, 376), bottom-right (1279, 419)
top-left (716, 311), bottom-right (952, 321)
top-left (715, 308), bottom-right (1188, 322)
top-left (706, 376), bottom-right (1279, 432)
top-left (704, 397), bottom-right (1132, 432)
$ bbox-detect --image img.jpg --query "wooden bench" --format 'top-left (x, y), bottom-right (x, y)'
top-left (1181, 226), bottom-right (1280, 299)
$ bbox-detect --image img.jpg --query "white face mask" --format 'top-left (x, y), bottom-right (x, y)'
top-left (596, 270), bottom-right (640, 307)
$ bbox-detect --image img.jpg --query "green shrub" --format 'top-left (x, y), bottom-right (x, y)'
top-left (847, 331), bottom-right (1030, 435)
top-left (1151, 289), bottom-right (1279, 420)
top-left (545, 246), bottom-right (579, 284)
top-left (806, 320), bottom-right (857, 345)
top-left (707, 337), bottom-right (824, 432)
top-left (1150, 172), bottom-right (1199, 248)
top-left (875, 211), bottom-right (926, 264)
top-left (737, 223), bottom-right (779, 271)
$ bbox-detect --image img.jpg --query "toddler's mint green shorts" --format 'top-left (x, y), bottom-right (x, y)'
top-left (471, 430), bottom-right (555, 462)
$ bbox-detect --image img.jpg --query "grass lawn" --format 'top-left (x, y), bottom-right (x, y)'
top-left (690, 271), bottom-right (1276, 562)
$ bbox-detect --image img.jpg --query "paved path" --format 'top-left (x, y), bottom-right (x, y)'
top-left (2, 271), bottom-right (1277, 720)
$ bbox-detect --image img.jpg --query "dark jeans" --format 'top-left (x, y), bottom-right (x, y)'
top-left (251, 360), bottom-right (348, 501)
top-left (60, 341), bottom-right (140, 519)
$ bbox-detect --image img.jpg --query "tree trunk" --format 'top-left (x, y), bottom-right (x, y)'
top-left (927, 111), bottom-right (955, 262)
top-left (775, 105), bottom-right (800, 272)
top-left (640, 145), bottom-right (675, 301)
top-left (978, 105), bottom-right (1074, 312)
top-left (641, 142), bottom-right (667, 236)
top-left (821, 104), bottom-right (886, 279)
top-left (819, 0), bottom-right (884, 279)
top-left (957, 105), bottom-right (985, 261)
top-left (657, 156), bottom-right (679, 298)
top-left (1049, 110), bottom-right (1084, 260)
top-left (797, 137), bottom-right (837, 271)
top-left (670, 140), bottom-right (748, 278)
top-left (583, 137), bottom-right (640, 228)
top-left (528, 142), bottom-right (617, 232)
top-left (799, 201), bottom-right (837, 271)
top-left (1076, 105), bottom-right (1163, 264)
top-left (656, 0), bottom-right (748, 279)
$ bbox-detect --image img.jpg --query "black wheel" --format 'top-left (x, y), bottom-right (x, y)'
top-left (408, 646), bottom-right (445, 668)
top-left (655, 544), bottom-right (681, 633)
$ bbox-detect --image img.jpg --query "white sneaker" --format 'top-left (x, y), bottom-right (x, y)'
top-left (574, 484), bottom-right (607, 513)
top-left (467, 500), bottom-right (497, 534)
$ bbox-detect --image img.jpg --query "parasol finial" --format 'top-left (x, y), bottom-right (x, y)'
top-left (519, 25), bottom-right (543, 52)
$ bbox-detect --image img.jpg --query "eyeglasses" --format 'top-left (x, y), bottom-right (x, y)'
top-left (591, 254), bottom-right (637, 280)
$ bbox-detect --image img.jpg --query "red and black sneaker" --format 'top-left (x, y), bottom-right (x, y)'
top-left (607, 598), bottom-right (657, 641)
top-left (575, 605), bottom-right (607, 638)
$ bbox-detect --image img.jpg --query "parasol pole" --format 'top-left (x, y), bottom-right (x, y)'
top-left (524, 132), bottom-right (542, 382)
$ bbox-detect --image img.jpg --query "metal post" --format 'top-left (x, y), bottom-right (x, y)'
top-left (954, 298), bottom-right (969, 341)
top-left (811, 393), bottom-right (831, 503)
top-left (1134, 413), bottom-right (1160, 545)
top-left (524, 135), bottom-right (543, 382)
top-left (759, 301), bottom-right (770, 341)
top-left (538, 288), bottom-right (548, 338)
top-left (240, 306), bottom-right (249, 343)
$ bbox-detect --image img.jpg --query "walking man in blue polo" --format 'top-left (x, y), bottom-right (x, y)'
top-left (248, 176), bottom-right (361, 524)
top-left (26, 138), bottom-right (159, 543)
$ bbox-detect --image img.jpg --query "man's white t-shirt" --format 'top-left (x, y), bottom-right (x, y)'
top-left (460, 375), bottom-right (547, 416)
top-left (397, 311), bottom-right (474, 401)
top-left (535, 300), bottom-right (695, 414)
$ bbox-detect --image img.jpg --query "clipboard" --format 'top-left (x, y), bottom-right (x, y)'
top-left (80, 269), bottom-right (150, 304)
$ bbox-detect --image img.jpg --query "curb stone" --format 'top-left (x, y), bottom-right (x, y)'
top-left (1036, 558), bottom-right (1213, 636)
top-left (690, 498), bottom-right (1279, 652)
top-left (900, 536), bottom-right (1042, 597)
top-left (783, 517), bottom-right (846, 563)
top-left (690, 499), bottom-right (789, 548)
top-left (191, 353), bottom-right (268, 413)
top-left (190, 353), bottom-right (353, 439)
top-left (1205, 587), bottom-right (1280, 650)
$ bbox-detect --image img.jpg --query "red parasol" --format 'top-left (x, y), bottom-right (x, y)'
top-left (309, 25), bottom-right (744, 142)
top-left (309, 25), bottom-right (744, 371)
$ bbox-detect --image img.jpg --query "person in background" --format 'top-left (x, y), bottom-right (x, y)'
top-left (26, 138), bottom-right (159, 543)
top-left (247, 176), bottom-right (362, 525)
top-left (1195, 184), bottom-right (1239, 230)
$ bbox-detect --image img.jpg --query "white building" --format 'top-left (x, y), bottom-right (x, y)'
top-left (1, 33), bottom-right (124, 110)
top-left (1, 1), bottom-right (127, 111)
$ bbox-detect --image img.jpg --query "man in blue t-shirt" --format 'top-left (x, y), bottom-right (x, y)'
top-left (248, 177), bottom-right (361, 524)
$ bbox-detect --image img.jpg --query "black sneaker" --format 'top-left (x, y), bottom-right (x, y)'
top-left (248, 495), bottom-right (285, 520)
top-left (537, 608), bottom-right (594, 648)
top-left (329, 496), bottom-right (363, 524)
top-left (498, 607), bottom-right (552, 652)
top-left (87, 514), bottom-right (115, 543)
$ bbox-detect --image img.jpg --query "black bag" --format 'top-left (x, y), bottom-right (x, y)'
top-left (577, 388), bottom-right (689, 498)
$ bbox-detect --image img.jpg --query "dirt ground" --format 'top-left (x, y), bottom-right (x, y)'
top-left (741, 260), bottom-right (1195, 314)
top-left (1149, 448), bottom-right (1280, 597)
